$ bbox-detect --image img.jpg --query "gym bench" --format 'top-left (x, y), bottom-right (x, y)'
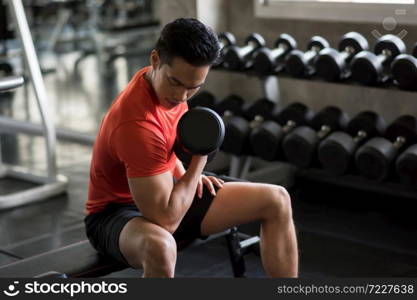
top-left (0, 227), bottom-right (260, 278)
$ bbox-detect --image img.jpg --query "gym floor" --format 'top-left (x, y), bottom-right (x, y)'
top-left (0, 49), bottom-right (416, 278)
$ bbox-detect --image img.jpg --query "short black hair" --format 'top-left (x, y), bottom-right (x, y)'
top-left (155, 18), bottom-right (220, 67)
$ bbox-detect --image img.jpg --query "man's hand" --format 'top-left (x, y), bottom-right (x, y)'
top-left (196, 175), bottom-right (224, 198)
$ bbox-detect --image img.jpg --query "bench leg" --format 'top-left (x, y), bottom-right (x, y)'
top-left (225, 227), bottom-right (247, 277)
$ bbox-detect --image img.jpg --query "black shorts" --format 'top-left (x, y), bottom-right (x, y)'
top-left (84, 182), bottom-right (218, 266)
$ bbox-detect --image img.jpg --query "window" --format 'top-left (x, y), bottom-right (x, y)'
top-left (255, 0), bottom-right (417, 24)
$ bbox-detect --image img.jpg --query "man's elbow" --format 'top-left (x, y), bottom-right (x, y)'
top-left (164, 224), bottom-right (178, 235)
top-left (144, 213), bottom-right (179, 235)
top-left (160, 217), bottom-right (180, 235)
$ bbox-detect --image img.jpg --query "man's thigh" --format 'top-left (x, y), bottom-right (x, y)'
top-left (200, 182), bottom-right (283, 236)
top-left (85, 203), bottom-right (174, 268)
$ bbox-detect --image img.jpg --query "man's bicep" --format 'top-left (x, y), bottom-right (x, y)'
top-left (127, 171), bottom-right (174, 225)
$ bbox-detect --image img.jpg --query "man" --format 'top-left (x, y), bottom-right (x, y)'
top-left (85, 18), bottom-right (298, 278)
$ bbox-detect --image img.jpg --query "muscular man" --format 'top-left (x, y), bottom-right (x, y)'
top-left (85, 18), bottom-right (298, 278)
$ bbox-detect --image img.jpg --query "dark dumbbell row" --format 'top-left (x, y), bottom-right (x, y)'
top-left (189, 91), bottom-right (417, 187)
top-left (215, 31), bottom-right (417, 91)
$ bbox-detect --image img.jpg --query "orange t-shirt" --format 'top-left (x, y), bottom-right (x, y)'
top-left (86, 66), bottom-right (188, 215)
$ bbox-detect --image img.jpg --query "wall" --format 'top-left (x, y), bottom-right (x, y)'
top-left (156, 0), bottom-right (197, 24)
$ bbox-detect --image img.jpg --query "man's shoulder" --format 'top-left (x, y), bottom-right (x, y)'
top-left (113, 119), bottom-right (164, 141)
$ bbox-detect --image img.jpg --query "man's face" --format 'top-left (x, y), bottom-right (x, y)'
top-left (150, 50), bottom-right (210, 109)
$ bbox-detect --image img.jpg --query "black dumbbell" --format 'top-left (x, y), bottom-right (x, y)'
top-left (188, 91), bottom-right (220, 110)
top-left (318, 111), bottom-right (386, 175)
top-left (215, 94), bottom-right (245, 117)
top-left (355, 115), bottom-right (417, 181)
top-left (189, 93), bottom-right (245, 117)
top-left (350, 34), bottom-right (406, 86)
top-left (214, 32), bottom-right (237, 67)
top-left (395, 144), bottom-right (417, 186)
top-left (174, 107), bottom-right (225, 166)
top-left (221, 98), bottom-right (277, 156)
top-left (391, 42), bottom-right (417, 91)
top-left (249, 103), bottom-right (314, 161)
top-left (252, 33), bottom-right (297, 76)
top-left (285, 36), bottom-right (330, 78)
top-left (223, 33), bottom-right (266, 71)
top-left (282, 106), bottom-right (349, 168)
top-left (315, 32), bottom-right (369, 82)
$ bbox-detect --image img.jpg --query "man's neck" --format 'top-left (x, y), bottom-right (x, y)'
top-left (144, 68), bottom-right (153, 87)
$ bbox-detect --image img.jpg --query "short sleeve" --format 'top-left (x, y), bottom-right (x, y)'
top-left (112, 121), bottom-right (175, 178)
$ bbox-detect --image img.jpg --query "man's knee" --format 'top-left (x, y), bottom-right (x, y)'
top-left (140, 231), bottom-right (177, 276)
top-left (264, 185), bottom-right (292, 221)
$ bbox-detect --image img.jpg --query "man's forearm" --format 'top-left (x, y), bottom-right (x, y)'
top-left (165, 157), bottom-right (206, 233)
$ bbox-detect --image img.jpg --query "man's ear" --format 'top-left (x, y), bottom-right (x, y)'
top-left (150, 50), bottom-right (160, 69)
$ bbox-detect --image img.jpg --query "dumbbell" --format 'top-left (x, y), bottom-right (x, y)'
top-left (285, 36), bottom-right (330, 78)
top-left (252, 33), bottom-right (297, 76)
top-left (350, 34), bottom-right (406, 86)
top-left (315, 32), bottom-right (369, 82)
top-left (212, 94), bottom-right (248, 156)
top-left (216, 94), bottom-right (245, 117)
top-left (318, 111), bottom-right (386, 175)
top-left (391, 42), bottom-right (417, 90)
top-left (223, 33), bottom-right (266, 71)
top-left (189, 93), bottom-right (245, 117)
top-left (214, 32), bottom-right (237, 68)
top-left (188, 91), bottom-right (219, 110)
top-left (249, 103), bottom-right (314, 161)
top-left (395, 144), bottom-right (417, 186)
top-left (282, 106), bottom-right (349, 168)
top-left (221, 98), bottom-right (277, 156)
top-left (174, 107), bottom-right (225, 166)
top-left (355, 115), bottom-right (417, 182)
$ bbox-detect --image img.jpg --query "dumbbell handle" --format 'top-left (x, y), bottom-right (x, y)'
top-left (376, 50), bottom-right (394, 65)
top-left (353, 130), bottom-right (368, 144)
top-left (339, 46), bottom-right (358, 63)
top-left (223, 110), bottom-right (235, 118)
top-left (240, 41), bottom-right (260, 58)
top-left (310, 45), bottom-right (323, 53)
top-left (282, 120), bottom-right (297, 133)
top-left (303, 50), bottom-right (319, 65)
top-left (342, 45), bottom-right (357, 55)
top-left (393, 136), bottom-right (406, 149)
top-left (271, 43), bottom-right (290, 59)
top-left (317, 125), bottom-right (332, 139)
top-left (250, 115), bottom-right (265, 129)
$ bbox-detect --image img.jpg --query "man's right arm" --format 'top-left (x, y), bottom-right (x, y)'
top-left (128, 155), bottom-right (207, 234)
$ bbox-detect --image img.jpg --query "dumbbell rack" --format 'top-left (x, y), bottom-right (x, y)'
top-left (210, 65), bottom-right (281, 179)
top-left (212, 67), bottom-right (417, 203)
top-left (212, 65), bottom-right (417, 93)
